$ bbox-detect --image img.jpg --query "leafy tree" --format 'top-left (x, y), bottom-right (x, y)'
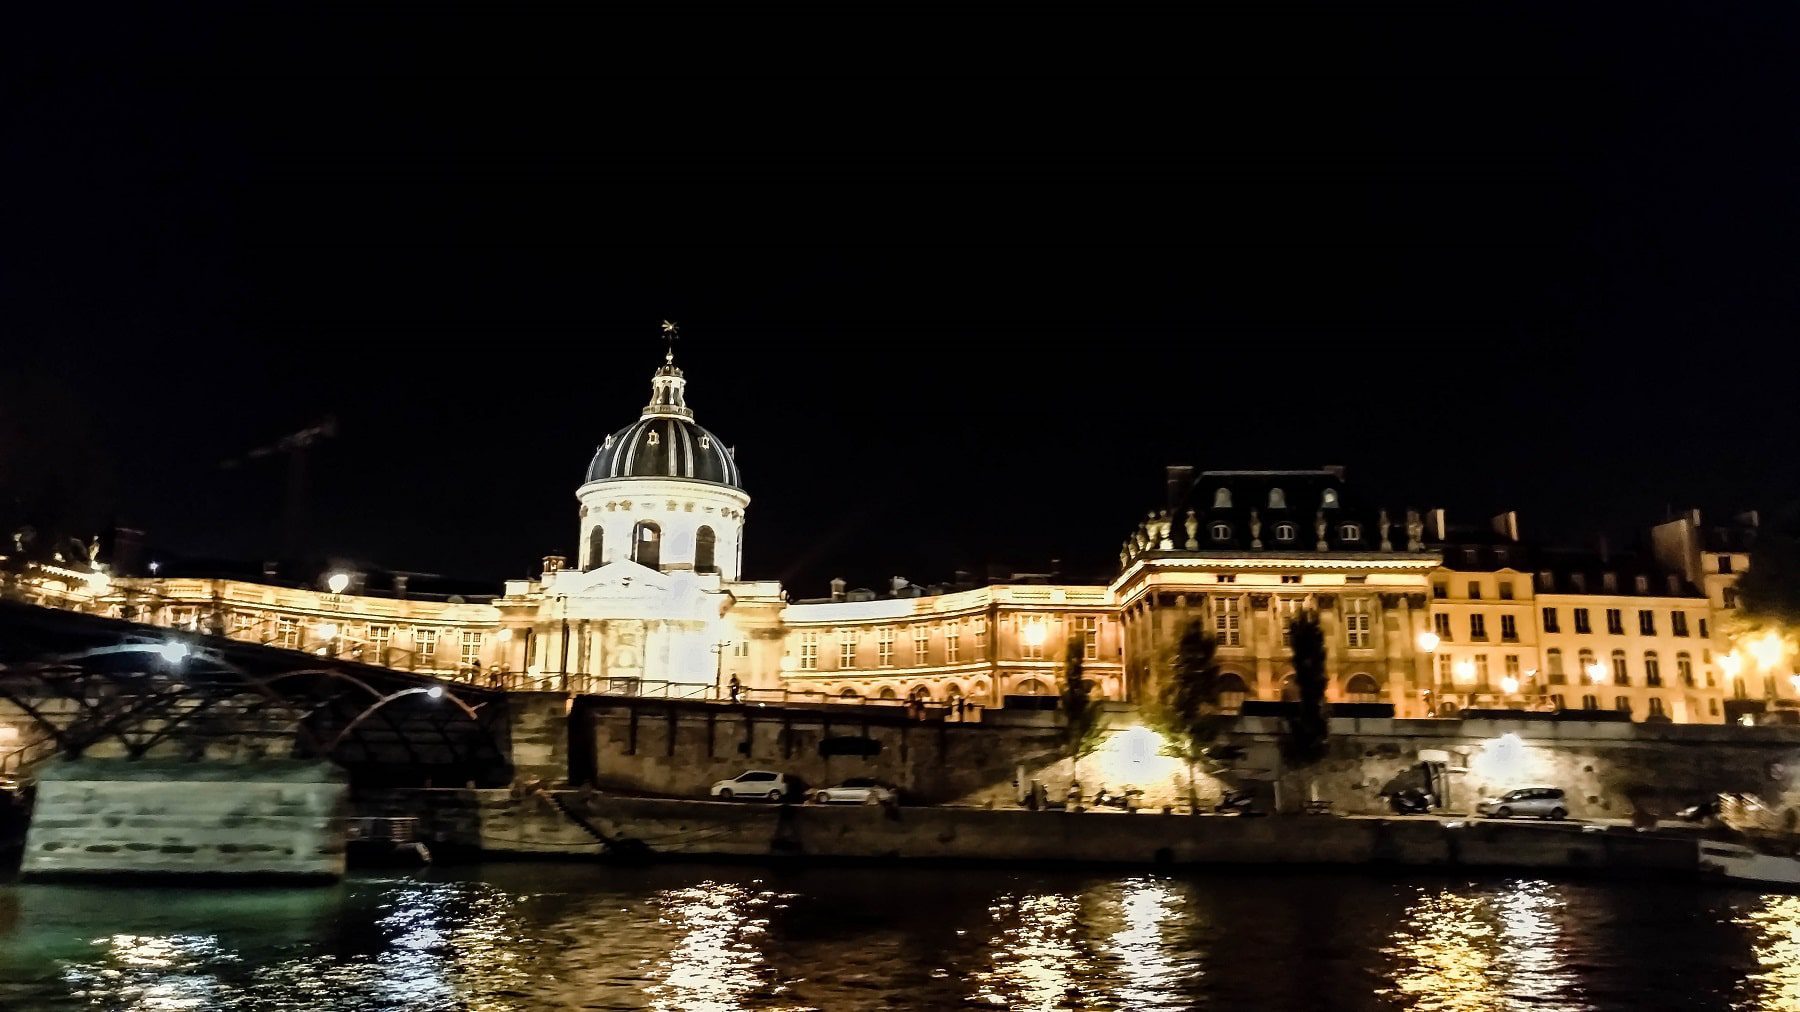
top-left (1059, 635), bottom-right (1107, 789)
top-left (1152, 619), bottom-right (1225, 812)
top-left (1281, 610), bottom-right (1330, 770)
top-left (1739, 503), bottom-right (1800, 629)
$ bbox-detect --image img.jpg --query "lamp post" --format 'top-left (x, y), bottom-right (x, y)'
top-left (712, 639), bottom-right (733, 701)
top-left (1417, 630), bottom-right (1440, 717)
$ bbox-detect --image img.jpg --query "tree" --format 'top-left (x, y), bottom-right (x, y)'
top-left (1739, 503), bottom-right (1800, 629)
top-left (1152, 619), bottom-right (1225, 812)
top-left (1059, 635), bottom-right (1107, 791)
top-left (1281, 610), bottom-right (1330, 774)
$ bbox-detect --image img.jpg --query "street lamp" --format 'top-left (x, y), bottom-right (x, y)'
top-left (326, 572), bottom-right (350, 595)
top-left (711, 639), bottom-right (734, 701)
top-left (1585, 661), bottom-right (1607, 684)
top-left (1416, 630), bottom-right (1441, 716)
top-left (1020, 620), bottom-right (1048, 649)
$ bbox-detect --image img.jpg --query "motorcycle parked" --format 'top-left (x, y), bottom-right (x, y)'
top-left (1385, 788), bottom-right (1435, 815)
top-left (1213, 789), bottom-right (1264, 816)
top-left (1092, 786), bottom-right (1144, 812)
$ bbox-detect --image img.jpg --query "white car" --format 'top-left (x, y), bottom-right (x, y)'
top-left (811, 777), bottom-right (899, 806)
top-left (1475, 786), bottom-right (1568, 820)
top-left (709, 770), bottom-right (791, 802)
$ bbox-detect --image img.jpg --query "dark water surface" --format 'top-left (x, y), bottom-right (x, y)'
top-left (1, 863), bottom-right (1797, 1010)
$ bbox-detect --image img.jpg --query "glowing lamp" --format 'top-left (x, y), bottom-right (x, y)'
top-left (1585, 662), bottom-right (1607, 683)
top-left (1500, 675), bottom-right (1519, 694)
top-left (327, 572), bottom-right (351, 595)
top-left (1749, 632), bottom-right (1786, 672)
top-left (495, 628), bottom-right (513, 642)
top-left (1020, 621), bottom-right (1047, 649)
top-left (1454, 659), bottom-right (1475, 682)
top-left (155, 642), bottom-right (190, 663)
top-left (318, 623), bottom-right (339, 640)
top-left (1416, 631), bottom-right (1440, 653)
top-left (427, 686), bottom-right (444, 699)
top-left (1721, 653), bottom-right (1743, 679)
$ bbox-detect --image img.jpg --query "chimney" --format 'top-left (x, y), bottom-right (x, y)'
top-left (1165, 465), bottom-right (1195, 514)
top-left (1490, 511), bottom-right (1520, 543)
top-left (890, 576), bottom-right (909, 595)
top-left (830, 577), bottom-right (846, 602)
top-left (393, 574), bottom-right (409, 600)
top-left (1429, 509), bottom-right (1447, 542)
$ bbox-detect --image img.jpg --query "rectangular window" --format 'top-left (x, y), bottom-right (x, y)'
top-left (1605, 609), bottom-right (1624, 635)
top-left (1344, 599), bottom-right (1371, 648)
top-left (1432, 583), bottom-right (1447, 599)
top-left (1468, 581), bottom-right (1482, 600)
top-left (1722, 588), bottom-right (1738, 609)
top-left (1278, 598), bottom-right (1302, 646)
top-left (1720, 555), bottom-right (1734, 574)
top-left (1020, 618), bottom-right (1046, 660)
top-left (1671, 612), bottom-right (1689, 637)
top-left (1699, 618), bottom-right (1709, 639)
top-left (1438, 652), bottom-right (1454, 684)
top-left (460, 630), bottom-right (483, 671)
top-left (1475, 655), bottom-right (1490, 686)
top-left (1074, 616), bottom-right (1099, 660)
top-left (1469, 614), bottom-right (1488, 641)
top-left (913, 626), bottom-right (930, 665)
top-left (1638, 610), bottom-right (1655, 636)
top-left (944, 622), bottom-right (961, 664)
top-left (1574, 608), bottom-right (1591, 634)
top-left (414, 627), bottom-right (439, 663)
top-left (1498, 581), bottom-right (1515, 601)
top-left (1214, 597), bottom-right (1242, 647)
top-left (1542, 607), bottom-right (1559, 633)
top-left (167, 607), bottom-right (196, 630)
top-left (277, 617), bottom-right (299, 650)
top-left (735, 640), bottom-right (749, 658)
top-left (839, 629), bottom-right (858, 668)
top-left (232, 611), bottom-right (256, 636)
top-left (1281, 574), bottom-right (1302, 585)
top-left (1645, 654), bottom-right (1662, 687)
top-left (799, 631), bottom-right (818, 670)
top-left (1434, 613), bottom-right (1452, 640)
top-left (1677, 654), bottom-right (1694, 686)
top-left (1500, 615), bottom-right (1518, 642)
top-left (1551, 693), bottom-right (1565, 710)
top-left (1547, 649), bottom-right (1565, 682)
top-left (1505, 654), bottom-right (1521, 679)
top-left (368, 624), bottom-right (391, 664)
top-left (974, 618), bottom-right (988, 660)
top-left (1612, 652), bottom-right (1629, 685)
top-left (877, 626), bottom-right (895, 667)
top-left (1216, 573), bottom-right (1236, 584)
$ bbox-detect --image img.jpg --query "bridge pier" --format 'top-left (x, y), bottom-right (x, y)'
top-left (505, 691), bottom-right (572, 787)
top-left (20, 759), bottom-right (347, 881)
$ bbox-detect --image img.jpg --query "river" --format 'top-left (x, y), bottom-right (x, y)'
top-left (1, 864), bottom-right (1796, 1010)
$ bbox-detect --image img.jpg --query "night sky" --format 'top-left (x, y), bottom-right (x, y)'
top-left (5, 8), bottom-right (1799, 595)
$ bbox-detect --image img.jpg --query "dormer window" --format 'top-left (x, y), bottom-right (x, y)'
top-left (603, 434), bottom-right (614, 448)
top-left (1602, 572), bottom-right (1618, 593)
top-left (1268, 488), bottom-right (1287, 509)
top-left (1634, 574), bottom-right (1649, 594)
top-left (1322, 488), bottom-right (1340, 509)
top-left (646, 431), bottom-right (661, 447)
top-left (1274, 523), bottom-right (1296, 542)
top-left (1338, 523), bottom-right (1361, 541)
top-left (698, 435), bottom-right (711, 449)
top-left (1210, 522), bottom-right (1232, 542)
top-left (1213, 487), bottom-right (1233, 509)
top-left (1494, 547), bottom-right (1509, 563)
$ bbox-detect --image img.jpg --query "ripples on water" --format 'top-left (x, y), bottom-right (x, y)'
top-left (2, 865), bottom-right (1797, 1010)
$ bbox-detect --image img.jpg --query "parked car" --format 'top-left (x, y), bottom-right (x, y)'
top-left (709, 770), bottom-right (792, 802)
top-left (1476, 786), bottom-right (1568, 820)
top-left (811, 777), bottom-right (898, 806)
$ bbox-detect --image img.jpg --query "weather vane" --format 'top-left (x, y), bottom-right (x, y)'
top-left (660, 320), bottom-right (679, 363)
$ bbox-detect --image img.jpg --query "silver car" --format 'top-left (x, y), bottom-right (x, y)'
top-left (1476, 786), bottom-right (1568, 820)
top-left (811, 777), bottom-right (899, 806)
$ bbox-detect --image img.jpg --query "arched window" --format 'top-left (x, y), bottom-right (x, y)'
top-left (1677, 652), bottom-right (1694, 686)
top-left (1322, 488), bottom-right (1340, 508)
top-left (839, 687), bottom-right (860, 699)
top-left (1213, 487), bottom-right (1233, 508)
top-left (1648, 697), bottom-right (1667, 719)
top-left (646, 430), bottom-right (660, 447)
top-left (1644, 651), bottom-right (1662, 687)
top-left (1610, 649), bottom-right (1629, 685)
top-left (633, 521), bottom-right (662, 569)
top-left (877, 686), bottom-right (898, 700)
top-left (909, 685), bottom-right (931, 701)
top-left (1217, 672), bottom-right (1250, 712)
top-left (1274, 523), bottom-right (1296, 542)
top-left (1016, 678), bottom-right (1050, 696)
top-left (586, 527), bottom-right (604, 571)
top-left (1615, 695), bottom-right (1632, 715)
top-left (1268, 487), bottom-right (1287, 509)
top-left (1581, 694), bottom-right (1599, 710)
top-left (1345, 673), bottom-right (1381, 702)
top-left (1338, 523), bottom-right (1361, 542)
top-left (1546, 648), bottom-right (1564, 681)
top-left (1578, 649), bottom-right (1596, 681)
top-left (695, 525), bottom-right (717, 573)
top-left (944, 683), bottom-right (963, 700)
top-left (1210, 522), bottom-right (1232, 542)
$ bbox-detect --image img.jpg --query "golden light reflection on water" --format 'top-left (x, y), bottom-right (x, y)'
top-left (1105, 876), bottom-right (1190, 1012)
top-left (645, 880), bottom-right (803, 1012)
top-left (1736, 894), bottom-right (1800, 1011)
top-left (1380, 881), bottom-right (1584, 1012)
top-left (970, 891), bottom-right (1090, 1009)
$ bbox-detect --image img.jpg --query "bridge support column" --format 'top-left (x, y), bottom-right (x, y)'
top-left (21, 758), bottom-right (346, 881)
top-left (506, 691), bottom-right (572, 787)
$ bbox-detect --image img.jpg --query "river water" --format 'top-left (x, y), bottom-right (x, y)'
top-left (1, 863), bottom-right (1797, 1010)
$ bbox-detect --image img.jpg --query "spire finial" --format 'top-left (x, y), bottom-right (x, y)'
top-left (660, 319), bottom-right (679, 364)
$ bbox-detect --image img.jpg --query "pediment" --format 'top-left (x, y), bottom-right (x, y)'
top-left (550, 559), bottom-right (675, 599)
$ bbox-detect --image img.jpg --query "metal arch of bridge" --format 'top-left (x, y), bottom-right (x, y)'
top-left (0, 601), bottom-right (511, 785)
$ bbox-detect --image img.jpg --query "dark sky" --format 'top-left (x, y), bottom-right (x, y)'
top-left (5, 7), bottom-right (1799, 594)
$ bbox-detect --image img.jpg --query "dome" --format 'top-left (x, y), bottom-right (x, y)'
top-left (584, 354), bottom-right (742, 488)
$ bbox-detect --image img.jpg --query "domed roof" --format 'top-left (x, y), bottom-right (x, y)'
top-left (584, 353), bottom-right (741, 489)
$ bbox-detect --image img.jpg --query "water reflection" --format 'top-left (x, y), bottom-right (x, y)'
top-left (1736, 894), bottom-right (1800, 1011)
top-left (1104, 876), bottom-right (1194, 1012)
top-left (971, 891), bottom-right (1090, 1009)
top-left (646, 880), bottom-right (794, 1012)
top-left (1381, 880), bottom-right (1584, 1012)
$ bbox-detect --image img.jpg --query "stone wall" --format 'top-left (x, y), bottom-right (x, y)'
top-left (22, 759), bottom-right (347, 880)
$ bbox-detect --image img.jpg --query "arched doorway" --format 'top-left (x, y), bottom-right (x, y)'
top-left (1345, 673), bottom-right (1381, 703)
top-left (633, 521), bottom-right (661, 569)
top-left (1016, 678), bottom-right (1051, 696)
top-left (1278, 672), bottom-right (1298, 701)
top-left (1217, 672), bottom-right (1250, 713)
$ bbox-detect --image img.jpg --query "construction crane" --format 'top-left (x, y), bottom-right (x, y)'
top-left (221, 417), bottom-right (337, 560)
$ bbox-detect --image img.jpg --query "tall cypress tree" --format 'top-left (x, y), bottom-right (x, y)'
top-left (1281, 610), bottom-right (1330, 769)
